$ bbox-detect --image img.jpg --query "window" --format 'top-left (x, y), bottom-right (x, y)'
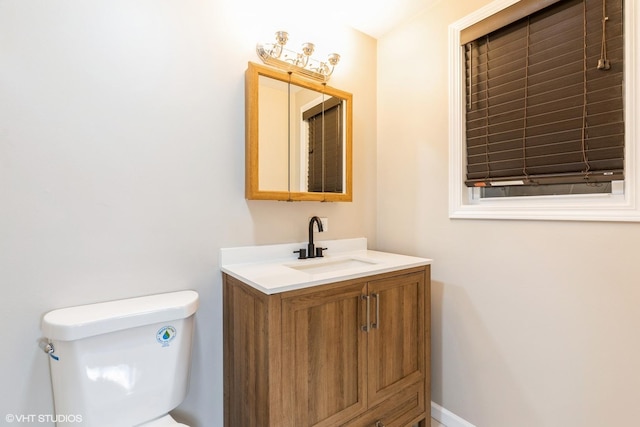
top-left (448, 0), bottom-right (640, 221)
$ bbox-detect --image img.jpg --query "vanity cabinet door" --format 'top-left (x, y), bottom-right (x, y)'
top-left (280, 281), bottom-right (368, 427)
top-left (224, 266), bottom-right (430, 427)
top-left (367, 271), bottom-right (427, 408)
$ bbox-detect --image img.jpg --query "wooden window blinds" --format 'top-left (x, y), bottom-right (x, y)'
top-left (464, 0), bottom-right (624, 187)
top-left (304, 97), bottom-right (344, 193)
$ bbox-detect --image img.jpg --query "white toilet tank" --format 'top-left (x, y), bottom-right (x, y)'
top-left (41, 290), bottom-right (199, 427)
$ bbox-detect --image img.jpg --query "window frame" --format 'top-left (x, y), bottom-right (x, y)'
top-left (448, 0), bottom-right (639, 221)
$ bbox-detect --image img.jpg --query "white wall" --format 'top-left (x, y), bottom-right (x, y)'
top-left (9, 1), bottom-right (638, 426)
top-left (377, 1), bottom-right (640, 426)
top-left (0, 1), bottom-right (376, 425)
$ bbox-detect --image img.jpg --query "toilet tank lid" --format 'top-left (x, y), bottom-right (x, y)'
top-left (41, 290), bottom-right (199, 341)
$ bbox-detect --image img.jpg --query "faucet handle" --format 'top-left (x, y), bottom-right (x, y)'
top-left (315, 247), bottom-right (327, 258)
top-left (293, 248), bottom-right (307, 259)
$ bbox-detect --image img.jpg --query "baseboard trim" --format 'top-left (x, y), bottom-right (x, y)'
top-left (431, 402), bottom-right (476, 427)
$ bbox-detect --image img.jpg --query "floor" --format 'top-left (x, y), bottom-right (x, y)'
top-left (431, 418), bottom-right (446, 427)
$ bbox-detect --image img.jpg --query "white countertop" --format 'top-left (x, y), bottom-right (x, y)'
top-left (220, 238), bottom-right (432, 294)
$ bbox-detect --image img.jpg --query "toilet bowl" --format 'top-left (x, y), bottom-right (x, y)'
top-left (138, 414), bottom-right (189, 426)
top-left (41, 290), bottom-right (199, 427)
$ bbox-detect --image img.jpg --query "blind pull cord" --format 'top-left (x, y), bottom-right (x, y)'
top-left (521, 17), bottom-right (531, 183)
top-left (597, 0), bottom-right (611, 70)
top-left (483, 35), bottom-right (491, 183)
top-left (466, 43), bottom-right (473, 111)
top-left (581, 0), bottom-right (592, 178)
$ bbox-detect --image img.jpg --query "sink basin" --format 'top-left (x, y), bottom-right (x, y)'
top-left (286, 257), bottom-right (379, 275)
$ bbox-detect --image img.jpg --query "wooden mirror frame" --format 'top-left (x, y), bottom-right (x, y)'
top-left (245, 62), bottom-right (353, 202)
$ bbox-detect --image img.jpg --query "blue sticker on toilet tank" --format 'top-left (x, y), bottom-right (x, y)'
top-left (156, 326), bottom-right (176, 347)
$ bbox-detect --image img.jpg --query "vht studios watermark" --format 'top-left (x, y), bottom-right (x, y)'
top-left (5, 414), bottom-right (83, 423)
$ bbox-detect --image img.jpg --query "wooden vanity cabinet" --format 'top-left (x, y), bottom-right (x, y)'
top-left (223, 265), bottom-right (430, 427)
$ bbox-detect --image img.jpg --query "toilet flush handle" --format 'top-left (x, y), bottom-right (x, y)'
top-left (39, 341), bottom-right (59, 361)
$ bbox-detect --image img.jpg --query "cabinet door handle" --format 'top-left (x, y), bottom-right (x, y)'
top-left (361, 294), bottom-right (370, 332)
top-left (371, 293), bottom-right (380, 329)
top-left (375, 420), bottom-right (386, 427)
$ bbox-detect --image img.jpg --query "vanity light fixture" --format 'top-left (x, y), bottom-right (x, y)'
top-left (256, 31), bottom-right (340, 82)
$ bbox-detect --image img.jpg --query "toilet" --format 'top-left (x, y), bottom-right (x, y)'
top-left (41, 290), bottom-right (199, 427)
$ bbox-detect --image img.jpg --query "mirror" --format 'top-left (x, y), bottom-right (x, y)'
top-left (245, 62), bottom-right (353, 201)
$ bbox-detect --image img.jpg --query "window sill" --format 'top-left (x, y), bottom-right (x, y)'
top-left (449, 191), bottom-right (640, 222)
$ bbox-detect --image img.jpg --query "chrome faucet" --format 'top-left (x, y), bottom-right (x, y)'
top-left (293, 216), bottom-right (326, 259)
